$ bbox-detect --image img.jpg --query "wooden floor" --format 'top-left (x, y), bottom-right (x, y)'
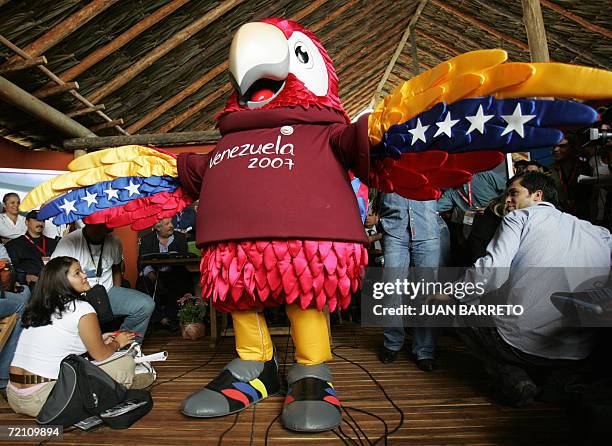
top-left (0, 326), bottom-right (571, 446)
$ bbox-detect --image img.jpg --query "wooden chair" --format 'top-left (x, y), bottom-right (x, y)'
top-left (0, 313), bottom-right (19, 352)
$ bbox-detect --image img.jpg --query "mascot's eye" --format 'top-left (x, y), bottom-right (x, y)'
top-left (295, 45), bottom-right (309, 64)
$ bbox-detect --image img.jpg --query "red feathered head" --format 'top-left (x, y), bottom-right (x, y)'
top-left (219, 18), bottom-right (348, 121)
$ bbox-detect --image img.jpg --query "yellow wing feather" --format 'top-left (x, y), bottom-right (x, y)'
top-left (20, 146), bottom-right (177, 212)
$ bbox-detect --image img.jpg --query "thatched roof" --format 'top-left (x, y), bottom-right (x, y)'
top-left (0, 0), bottom-right (610, 150)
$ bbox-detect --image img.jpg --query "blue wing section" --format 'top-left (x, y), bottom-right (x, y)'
top-left (38, 176), bottom-right (179, 225)
top-left (382, 97), bottom-right (598, 158)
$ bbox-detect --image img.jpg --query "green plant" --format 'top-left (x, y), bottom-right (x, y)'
top-left (177, 293), bottom-right (206, 325)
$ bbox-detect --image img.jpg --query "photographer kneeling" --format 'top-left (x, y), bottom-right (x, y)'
top-left (7, 256), bottom-right (139, 417)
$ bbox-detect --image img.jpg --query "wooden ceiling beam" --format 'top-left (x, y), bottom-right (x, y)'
top-left (310, 0), bottom-right (358, 33)
top-left (33, 81), bottom-right (79, 99)
top-left (371, 0), bottom-right (430, 106)
top-left (156, 84), bottom-right (232, 133)
top-left (430, 0), bottom-right (530, 51)
top-left (415, 30), bottom-right (462, 56)
top-left (90, 119), bottom-right (124, 132)
top-left (540, 0), bottom-right (612, 39)
top-left (127, 62), bottom-right (228, 133)
top-left (0, 75), bottom-right (95, 138)
top-left (2, 0), bottom-right (119, 67)
top-left (63, 130), bottom-right (221, 150)
top-left (0, 56), bottom-right (46, 74)
top-left (88, 0), bottom-right (246, 104)
top-left (290, 0), bottom-right (330, 23)
top-left (470, 0), bottom-right (608, 68)
top-left (54, 0), bottom-right (192, 84)
top-left (0, 34), bottom-right (128, 135)
top-left (66, 104), bottom-right (105, 118)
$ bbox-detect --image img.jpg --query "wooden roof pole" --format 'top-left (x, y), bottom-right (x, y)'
top-left (468, 0), bottom-right (607, 68)
top-left (430, 0), bottom-right (529, 51)
top-left (0, 35), bottom-right (129, 135)
top-left (521, 0), bottom-right (550, 63)
top-left (540, 0), bottom-right (612, 39)
top-left (0, 75), bottom-right (95, 138)
top-left (156, 85), bottom-right (231, 133)
top-left (55, 0), bottom-right (192, 84)
top-left (369, 0), bottom-right (429, 108)
top-left (2, 0), bottom-right (119, 67)
top-left (127, 63), bottom-right (228, 133)
top-left (0, 56), bottom-right (47, 74)
top-left (64, 131), bottom-right (221, 151)
top-left (88, 0), bottom-right (247, 104)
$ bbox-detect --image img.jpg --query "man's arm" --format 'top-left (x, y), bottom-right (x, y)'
top-left (460, 210), bottom-right (525, 301)
top-left (112, 263), bottom-right (122, 288)
top-left (436, 189), bottom-right (455, 213)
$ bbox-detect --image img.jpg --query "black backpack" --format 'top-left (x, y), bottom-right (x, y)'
top-left (36, 354), bottom-right (153, 429)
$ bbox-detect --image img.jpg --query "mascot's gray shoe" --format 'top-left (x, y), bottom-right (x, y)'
top-left (281, 363), bottom-right (341, 432)
top-left (181, 356), bottom-right (280, 418)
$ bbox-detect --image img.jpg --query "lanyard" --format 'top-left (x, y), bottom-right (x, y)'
top-left (25, 235), bottom-right (46, 256)
top-left (86, 239), bottom-right (105, 278)
top-left (457, 182), bottom-right (473, 208)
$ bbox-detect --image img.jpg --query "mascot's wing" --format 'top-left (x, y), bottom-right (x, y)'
top-left (368, 49), bottom-right (612, 199)
top-left (20, 145), bottom-right (193, 230)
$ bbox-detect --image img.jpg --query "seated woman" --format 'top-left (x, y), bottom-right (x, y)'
top-left (6, 256), bottom-right (137, 417)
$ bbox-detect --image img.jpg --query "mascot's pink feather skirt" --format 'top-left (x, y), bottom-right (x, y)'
top-left (200, 240), bottom-right (367, 312)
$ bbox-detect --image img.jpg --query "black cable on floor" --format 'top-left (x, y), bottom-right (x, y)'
top-left (332, 343), bottom-right (404, 446)
top-left (148, 326), bottom-right (228, 389)
top-left (263, 413), bottom-right (281, 446)
top-left (216, 412), bottom-right (240, 446)
top-left (341, 404), bottom-right (370, 445)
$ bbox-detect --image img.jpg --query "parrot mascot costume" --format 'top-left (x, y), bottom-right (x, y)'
top-left (21, 17), bottom-right (612, 433)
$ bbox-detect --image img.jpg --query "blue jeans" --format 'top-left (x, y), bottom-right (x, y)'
top-left (0, 287), bottom-right (30, 389)
top-left (382, 231), bottom-right (440, 360)
top-left (107, 286), bottom-right (155, 343)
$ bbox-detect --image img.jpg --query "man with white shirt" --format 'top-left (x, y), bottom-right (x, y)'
top-left (451, 171), bottom-right (611, 406)
top-left (51, 223), bottom-right (155, 342)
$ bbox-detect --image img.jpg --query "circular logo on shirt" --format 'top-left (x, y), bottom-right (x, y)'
top-left (280, 125), bottom-right (294, 136)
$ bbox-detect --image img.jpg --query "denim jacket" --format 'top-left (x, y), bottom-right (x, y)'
top-left (379, 193), bottom-right (439, 241)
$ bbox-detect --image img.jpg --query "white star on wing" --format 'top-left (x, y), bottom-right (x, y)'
top-left (434, 112), bottom-right (459, 138)
top-left (466, 105), bottom-right (494, 135)
top-left (124, 180), bottom-right (141, 197)
top-left (81, 190), bottom-right (98, 207)
top-left (500, 103), bottom-right (536, 138)
top-left (59, 198), bottom-right (77, 215)
top-left (104, 187), bottom-right (119, 201)
top-left (408, 118), bottom-right (430, 145)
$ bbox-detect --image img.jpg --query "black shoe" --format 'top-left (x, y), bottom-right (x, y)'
top-left (493, 365), bottom-right (539, 407)
top-left (416, 358), bottom-right (436, 372)
top-left (378, 346), bottom-right (398, 364)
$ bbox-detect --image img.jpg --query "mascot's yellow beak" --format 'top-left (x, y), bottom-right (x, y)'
top-left (229, 22), bottom-right (289, 108)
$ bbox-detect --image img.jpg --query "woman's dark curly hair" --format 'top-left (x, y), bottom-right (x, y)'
top-left (22, 256), bottom-right (84, 328)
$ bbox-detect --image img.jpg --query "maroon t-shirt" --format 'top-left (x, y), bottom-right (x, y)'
top-left (177, 106), bottom-right (370, 245)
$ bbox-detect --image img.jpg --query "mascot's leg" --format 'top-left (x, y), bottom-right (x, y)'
top-left (281, 303), bottom-right (340, 432)
top-left (181, 310), bottom-right (281, 417)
